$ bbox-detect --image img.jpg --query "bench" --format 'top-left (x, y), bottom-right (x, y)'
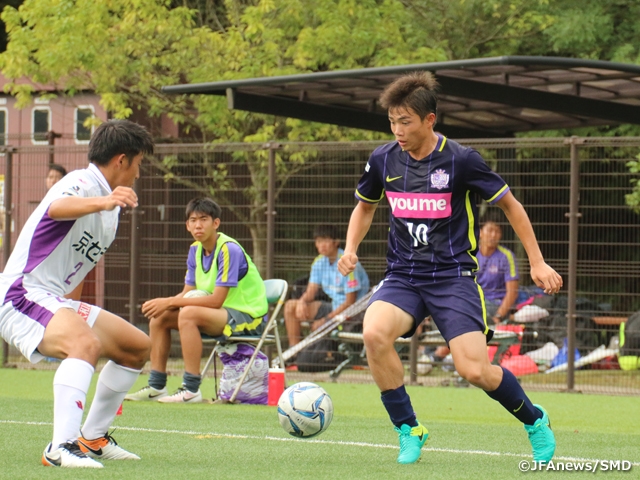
top-left (328, 330), bottom-right (521, 379)
top-left (592, 316), bottom-right (627, 326)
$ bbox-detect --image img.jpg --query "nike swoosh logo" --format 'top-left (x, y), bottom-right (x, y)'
top-left (148, 392), bottom-right (164, 398)
top-left (386, 175), bottom-right (402, 182)
top-left (513, 400), bottom-right (525, 413)
top-left (78, 440), bottom-right (102, 456)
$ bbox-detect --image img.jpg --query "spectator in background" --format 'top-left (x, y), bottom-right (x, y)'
top-left (477, 220), bottom-right (519, 324)
top-left (284, 225), bottom-right (369, 349)
top-left (431, 220), bottom-right (520, 362)
top-left (46, 164), bottom-right (68, 191)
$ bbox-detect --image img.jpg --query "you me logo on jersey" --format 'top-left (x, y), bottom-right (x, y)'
top-left (386, 192), bottom-right (452, 219)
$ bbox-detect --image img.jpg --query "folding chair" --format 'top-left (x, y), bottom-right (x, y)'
top-left (200, 279), bottom-right (288, 403)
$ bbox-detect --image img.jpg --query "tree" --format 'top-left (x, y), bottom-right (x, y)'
top-left (5, 0), bottom-right (639, 264)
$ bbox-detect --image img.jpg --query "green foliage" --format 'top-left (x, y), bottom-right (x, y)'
top-left (625, 153), bottom-right (640, 213)
top-left (4, 0), bottom-right (640, 247)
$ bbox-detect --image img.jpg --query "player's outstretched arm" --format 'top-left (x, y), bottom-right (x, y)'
top-left (338, 201), bottom-right (377, 276)
top-left (496, 191), bottom-right (563, 295)
top-left (48, 186), bottom-right (138, 220)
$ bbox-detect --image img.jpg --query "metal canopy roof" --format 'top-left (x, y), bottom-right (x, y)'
top-left (163, 56), bottom-right (640, 137)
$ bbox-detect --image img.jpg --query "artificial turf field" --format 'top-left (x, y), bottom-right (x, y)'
top-left (0, 369), bottom-right (638, 479)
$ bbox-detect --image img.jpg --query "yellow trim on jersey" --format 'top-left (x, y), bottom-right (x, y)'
top-left (487, 184), bottom-right (509, 204)
top-left (438, 136), bottom-right (447, 152)
top-left (497, 245), bottom-right (517, 278)
top-left (355, 188), bottom-right (385, 203)
top-left (464, 190), bottom-right (479, 270)
top-left (311, 254), bottom-right (323, 267)
top-left (475, 279), bottom-right (490, 335)
top-left (220, 243), bottom-right (230, 282)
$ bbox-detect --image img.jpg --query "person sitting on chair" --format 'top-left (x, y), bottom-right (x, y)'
top-left (126, 197), bottom-right (268, 403)
top-left (476, 219), bottom-right (520, 324)
top-left (284, 225), bottom-right (369, 351)
top-left (431, 219), bottom-right (520, 361)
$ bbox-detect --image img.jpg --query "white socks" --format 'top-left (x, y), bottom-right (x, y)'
top-left (81, 361), bottom-right (141, 440)
top-left (52, 358), bottom-right (94, 448)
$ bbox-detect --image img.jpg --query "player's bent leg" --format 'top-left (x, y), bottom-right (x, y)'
top-left (81, 312), bottom-right (149, 457)
top-left (362, 301), bottom-right (413, 390)
top-left (177, 305), bottom-right (226, 375)
top-left (450, 333), bottom-right (555, 462)
top-left (37, 309), bottom-right (101, 453)
top-left (148, 309), bottom-right (179, 372)
top-left (448, 331), bottom-right (502, 389)
top-left (37, 308), bottom-right (102, 364)
top-left (363, 302), bottom-right (428, 464)
top-left (42, 441), bottom-right (103, 468)
top-left (124, 310), bottom-right (179, 401)
top-left (92, 311), bottom-right (151, 369)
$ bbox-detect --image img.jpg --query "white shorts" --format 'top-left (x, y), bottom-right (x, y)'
top-left (0, 288), bottom-right (102, 364)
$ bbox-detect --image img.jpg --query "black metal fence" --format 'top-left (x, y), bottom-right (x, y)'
top-left (1, 137), bottom-right (639, 395)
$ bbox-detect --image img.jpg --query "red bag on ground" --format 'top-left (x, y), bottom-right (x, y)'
top-left (501, 354), bottom-right (539, 376)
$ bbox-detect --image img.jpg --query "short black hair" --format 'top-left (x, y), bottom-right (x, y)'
top-left (313, 224), bottom-right (340, 240)
top-left (380, 71), bottom-right (439, 121)
top-left (88, 120), bottom-right (154, 166)
top-left (185, 197), bottom-right (222, 220)
top-left (48, 164), bottom-right (67, 177)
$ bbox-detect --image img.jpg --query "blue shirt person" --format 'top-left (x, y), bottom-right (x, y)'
top-left (284, 225), bottom-right (369, 348)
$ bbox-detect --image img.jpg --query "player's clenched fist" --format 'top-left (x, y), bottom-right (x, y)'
top-left (105, 186), bottom-right (138, 210)
top-left (338, 252), bottom-right (358, 276)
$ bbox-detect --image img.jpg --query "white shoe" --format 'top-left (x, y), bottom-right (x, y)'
top-left (158, 386), bottom-right (203, 403)
top-left (42, 442), bottom-right (104, 468)
top-left (78, 432), bottom-right (141, 460)
top-left (124, 385), bottom-right (168, 401)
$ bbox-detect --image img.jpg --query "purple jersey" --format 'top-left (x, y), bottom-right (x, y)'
top-left (355, 135), bottom-right (509, 280)
top-left (184, 241), bottom-right (248, 288)
top-left (476, 246), bottom-right (519, 303)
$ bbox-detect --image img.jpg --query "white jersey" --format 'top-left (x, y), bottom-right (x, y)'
top-left (0, 163), bottom-right (119, 301)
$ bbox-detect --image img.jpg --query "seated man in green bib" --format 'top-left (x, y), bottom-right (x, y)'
top-left (126, 197), bottom-right (268, 403)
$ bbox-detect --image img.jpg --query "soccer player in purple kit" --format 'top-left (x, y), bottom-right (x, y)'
top-left (338, 72), bottom-right (563, 465)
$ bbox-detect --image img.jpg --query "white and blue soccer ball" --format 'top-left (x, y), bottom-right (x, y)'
top-left (277, 382), bottom-right (333, 438)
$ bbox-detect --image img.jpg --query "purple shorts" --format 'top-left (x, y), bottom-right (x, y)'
top-left (368, 274), bottom-right (491, 343)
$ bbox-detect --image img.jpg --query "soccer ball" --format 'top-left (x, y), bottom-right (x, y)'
top-left (277, 382), bottom-right (333, 438)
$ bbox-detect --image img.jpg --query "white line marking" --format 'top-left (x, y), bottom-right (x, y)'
top-left (1, 419), bottom-right (638, 466)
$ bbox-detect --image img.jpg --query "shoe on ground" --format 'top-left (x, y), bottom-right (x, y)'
top-left (157, 386), bottom-right (203, 403)
top-left (524, 404), bottom-right (556, 462)
top-left (78, 431), bottom-right (140, 460)
top-left (42, 441), bottom-right (103, 468)
top-left (124, 385), bottom-right (168, 401)
top-left (395, 423), bottom-right (429, 464)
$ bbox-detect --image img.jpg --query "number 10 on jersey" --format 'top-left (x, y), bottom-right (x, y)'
top-left (407, 222), bottom-right (429, 247)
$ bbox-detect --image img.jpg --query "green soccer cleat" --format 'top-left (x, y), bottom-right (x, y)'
top-left (524, 404), bottom-right (556, 463)
top-left (395, 423), bottom-right (429, 464)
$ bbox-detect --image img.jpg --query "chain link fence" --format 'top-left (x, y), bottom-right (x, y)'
top-left (1, 137), bottom-right (639, 395)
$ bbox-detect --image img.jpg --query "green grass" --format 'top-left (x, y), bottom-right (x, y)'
top-left (1, 369), bottom-right (639, 479)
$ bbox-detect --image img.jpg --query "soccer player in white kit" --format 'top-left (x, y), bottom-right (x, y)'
top-left (0, 120), bottom-right (154, 468)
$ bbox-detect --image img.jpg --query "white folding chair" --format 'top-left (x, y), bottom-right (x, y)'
top-left (200, 279), bottom-right (288, 403)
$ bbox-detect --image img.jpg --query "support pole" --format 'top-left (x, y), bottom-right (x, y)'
top-left (266, 143), bottom-right (279, 280)
top-left (128, 183), bottom-right (142, 325)
top-left (2, 148), bottom-right (14, 365)
top-left (565, 136), bottom-right (582, 391)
